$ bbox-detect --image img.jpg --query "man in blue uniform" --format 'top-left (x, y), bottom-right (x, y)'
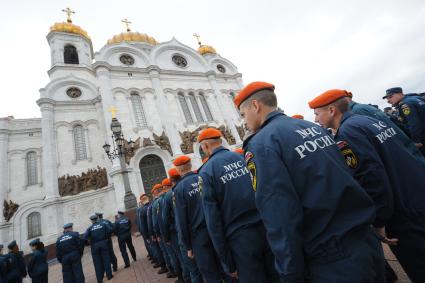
top-left (150, 185), bottom-right (170, 275)
top-left (173, 155), bottom-right (224, 283)
top-left (115, 211), bottom-right (137, 268)
top-left (84, 214), bottom-right (113, 282)
top-left (311, 89), bottom-right (425, 283)
top-left (5, 241), bottom-right (27, 283)
top-left (56, 223), bottom-right (85, 283)
top-left (96, 212), bottom-right (118, 272)
top-left (166, 168), bottom-right (203, 283)
top-left (384, 87), bottom-right (425, 155)
top-left (0, 244), bottom-right (7, 283)
top-left (346, 91), bottom-right (422, 157)
top-left (197, 128), bottom-right (279, 282)
top-left (137, 194), bottom-right (153, 260)
top-left (236, 81), bottom-right (385, 283)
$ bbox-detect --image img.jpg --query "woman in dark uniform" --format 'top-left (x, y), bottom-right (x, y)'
top-left (5, 241), bottom-right (27, 283)
top-left (27, 238), bottom-right (48, 283)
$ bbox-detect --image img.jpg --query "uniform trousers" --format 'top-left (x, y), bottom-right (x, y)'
top-left (387, 214), bottom-right (425, 283)
top-left (191, 227), bottom-right (223, 283)
top-left (306, 227), bottom-right (385, 283)
top-left (61, 251), bottom-right (85, 283)
top-left (118, 234), bottom-right (137, 266)
top-left (91, 240), bottom-right (112, 283)
top-left (228, 224), bottom-right (280, 283)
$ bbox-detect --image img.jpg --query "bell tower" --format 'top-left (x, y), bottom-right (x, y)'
top-left (46, 8), bottom-right (93, 69)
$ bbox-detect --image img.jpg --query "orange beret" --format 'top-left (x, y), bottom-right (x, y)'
top-left (152, 183), bottom-right (162, 193)
top-left (173, 155), bottom-right (191, 166)
top-left (162, 178), bottom-right (172, 187)
top-left (233, 148), bottom-right (244, 155)
top-left (198, 128), bottom-right (222, 142)
top-left (168, 168), bottom-right (180, 178)
top-left (346, 91), bottom-right (353, 98)
top-left (308, 89), bottom-right (350, 109)
top-left (234, 81), bottom-right (275, 108)
top-left (291, 114), bottom-right (304, 119)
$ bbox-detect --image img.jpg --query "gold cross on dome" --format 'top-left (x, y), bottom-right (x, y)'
top-left (108, 106), bottom-right (118, 119)
top-left (193, 33), bottom-right (202, 46)
top-left (62, 7), bottom-right (75, 23)
top-left (122, 18), bottom-right (132, 32)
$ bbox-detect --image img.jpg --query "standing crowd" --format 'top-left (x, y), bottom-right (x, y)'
top-left (1, 83), bottom-right (424, 283)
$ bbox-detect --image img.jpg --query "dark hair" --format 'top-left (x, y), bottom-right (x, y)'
top-left (242, 89), bottom-right (277, 108)
top-left (35, 241), bottom-right (45, 251)
top-left (331, 97), bottom-right (349, 113)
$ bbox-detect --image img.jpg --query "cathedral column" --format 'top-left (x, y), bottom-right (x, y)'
top-left (39, 101), bottom-right (60, 199)
top-left (148, 67), bottom-right (182, 156)
top-left (207, 73), bottom-right (242, 144)
top-left (235, 74), bottom-right (244, 90)
top-left (0, 129), bottom-right (9, 222)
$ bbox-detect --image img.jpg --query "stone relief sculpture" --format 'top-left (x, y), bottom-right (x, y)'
top-left (58, 166), bottom-right (108, 197)
top-left (153, 131), bottom-right (173, 155)
top-left (236, 125), bottom-right (246, 140)
top-left (218, 125), bottom-right (236, 145)
top-left (3, 200), bottom-right (19, 222)
top-left (142, 137), bottom-right (154, 147)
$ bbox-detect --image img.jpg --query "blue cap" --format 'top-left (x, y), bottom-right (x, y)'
top-left (117, 210), bottom-right (125, 215)
top-left (29, 238), bottom-right (40, 246)
top-left (90, 214), bottom-right (98, 221)
top-left (383, 87), bottom-right (403, 98)
top-left (7, 240), bottom-right (17, 249)
top-left (63, 223), bottom-right (73, 229)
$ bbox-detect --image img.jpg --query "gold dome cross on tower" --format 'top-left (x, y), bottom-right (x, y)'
top-left (193, 33), bottom-right (202, 47)
top-left (122, 18), bottom-right (132, 32)
top-left (62, 7), bottom-right (75, 23)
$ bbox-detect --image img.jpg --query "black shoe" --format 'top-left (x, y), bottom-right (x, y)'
top-left (132, 257), bottom-right (137, 261)
top-left (107, 275), bottom-right (114, 280)
top-left (124, 264), bottom-right (130, 268)
top-left (167, 272), bottom-right (178, 278)
top-left (113, 266), bottom-right (118, 272)
top-left (153, 263), bottom-right (161, 268)
top-left (158, 267), bottom-right (168, 274)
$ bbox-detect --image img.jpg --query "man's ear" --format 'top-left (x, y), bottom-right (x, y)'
top-left (329, 105), bottom-right (336, 116)
top-left (252, 100), bottom-right (261, 113)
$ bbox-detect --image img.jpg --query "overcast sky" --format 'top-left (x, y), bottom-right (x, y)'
top-left (1, 0), bottom-right (425, 120)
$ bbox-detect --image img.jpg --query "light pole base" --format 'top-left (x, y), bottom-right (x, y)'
top-left (124, 191), bottom-right (137, 210)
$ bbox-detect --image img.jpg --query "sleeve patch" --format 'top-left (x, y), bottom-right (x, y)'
top-left (337, 141), bottom-right (359, 169)
top-left (247, 161), bottom-right (257, 192)
top-left (401, 104), bottom-right (411, 116)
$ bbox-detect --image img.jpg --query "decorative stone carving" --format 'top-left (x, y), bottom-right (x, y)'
top-left (123, 137), bottom-right (141, 164)
top-left (143, 137), bottom-right (154, 147)
top-left (66, 87), bottom-right (82, 98)
top-left (3, 200), bottom-right (19, 222)
top-left (218, 125), bottom-right (236, 145)
top-left (153, 131), bottom-right (173, 155)
top-left (236, 125), bottom-right (246, 140)
top-left (58, 166), bottom-right (108, 197)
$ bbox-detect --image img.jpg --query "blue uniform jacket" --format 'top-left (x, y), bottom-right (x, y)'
top-left (160, 190), bottom-right (176, 242)
top-left (397, 94), bottom-right (425, 143)
top-left (27, 249), bottom-right (48, 279)
top-left (146, 204), bottom-right (154, 239)
top-left (244, 111), bottom-right (375, 282)
top-left (350, 101), bottom-right (422, 157)
top-left (84, 221), bottom-right (111, 244)
top-left (115, 216), bottom-right (132, 238)
top-left (151, 198), bottom-right (162, 237)
top-left (335, 112), bottom-right (425, 221)
top-left (56, 231), bottom-right (84, 263)
top-left (199, 146), bottom-right (261, 272)
top-left (5, 252), bottom-right (27, 281)
top-left (174, 171), bottom-right (206, 251)
top-left (0, 254), bottom-right (7, 283)
top-left (138, 203), bottom-right (150, 239)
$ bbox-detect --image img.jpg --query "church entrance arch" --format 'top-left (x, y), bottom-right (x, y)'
top-left (139, 154), bottom-right (167, 195)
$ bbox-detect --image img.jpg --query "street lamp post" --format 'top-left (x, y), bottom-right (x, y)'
top-left (102, 117), bottom-right (137, 210)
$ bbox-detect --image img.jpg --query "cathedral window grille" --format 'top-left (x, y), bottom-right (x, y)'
top-left (64, 45), bottom-right (79, 64)
top-left (199, 93), bottom-right (213, 121)
top-left (188, 93), bottom-right (204, 122)
top-left (27, 212), bottom-right (42, 239)
top-left (178, 93), bottom-right (193, 123)
top-left (26, 151), bottom-right (38, 185)
top-left (130, 93), bottom-right (148, 128)
top-left (73, 125), bottom-right (87, 160)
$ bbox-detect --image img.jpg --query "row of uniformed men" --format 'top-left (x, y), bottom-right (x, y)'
top-left (0, 211), bottom-right (137, 283)
top-left (136, 82), bottom-right (425, 283)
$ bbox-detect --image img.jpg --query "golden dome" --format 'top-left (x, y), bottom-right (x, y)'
top-left (49, 22), bottom-right (90, 40)
top-left (198, 45), bottom-right (217, 55)
top-left (107, 32), bottom-right (159, 45)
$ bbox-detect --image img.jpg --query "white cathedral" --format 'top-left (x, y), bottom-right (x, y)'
top-left (0, 12), bottom-right (244, 252)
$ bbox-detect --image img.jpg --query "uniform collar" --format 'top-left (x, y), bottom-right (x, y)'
top-left (181, 171), bottom-right (196, 180)
top-left (243, 110), bottom-right (284, 149)
top-left (335, 112), bottom-right (353, 137)
top-left (210, 146), bottom-right (228, 158)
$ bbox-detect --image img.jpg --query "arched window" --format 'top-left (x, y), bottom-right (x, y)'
top-left (130, 92), bottom-right (148, 128)
top-left (26, 151), bottom-right (37, 185)
top-left (199, 93), bottom-right (213, 121)
top-left (73, 125), bottom-right (87, 160)
top-left (139, 155), bottom-right (167, 195)
top-left (64, 45), bottom-right (79, 64)
top-left (188, 93), bottom-right (204, 122)
top-left (27, 212), bottom-right (42, 239)
top-left (178, 93), bottom-right (193, 123)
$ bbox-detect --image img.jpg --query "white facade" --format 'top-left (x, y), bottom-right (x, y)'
top-left (0, 25), bottom-right (244, 252)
